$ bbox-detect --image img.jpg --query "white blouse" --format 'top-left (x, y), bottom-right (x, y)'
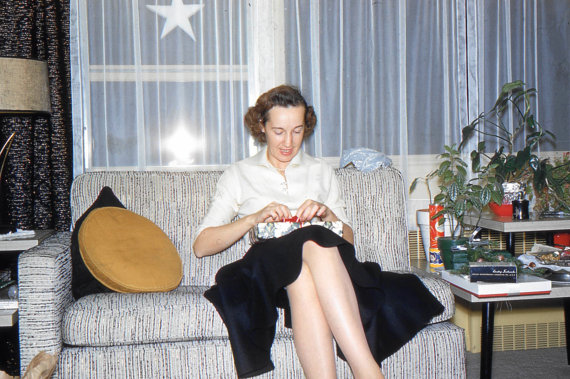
top-left (197, 146), bottom-right (349, 236)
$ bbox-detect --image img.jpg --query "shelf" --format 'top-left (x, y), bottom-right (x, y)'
top-left (0, 309), bottom-right (17, 327)
top-left (463, 213), bottom-right (570, 233)
top-left (0, 230), bottom-right (54, 252)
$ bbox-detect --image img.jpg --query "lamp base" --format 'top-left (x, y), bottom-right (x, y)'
top-left (0, 224), bottom-right (17, 235)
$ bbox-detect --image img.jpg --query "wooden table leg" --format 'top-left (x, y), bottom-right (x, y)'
top-left (480, 302), bottom-right (495, 379)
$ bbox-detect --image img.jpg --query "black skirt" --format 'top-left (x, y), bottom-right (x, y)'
top-left (204, 225), bottom-right (444, 378)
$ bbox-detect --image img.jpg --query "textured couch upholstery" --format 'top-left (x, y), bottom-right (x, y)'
top-left (18, 167), bottom-right (466, 378)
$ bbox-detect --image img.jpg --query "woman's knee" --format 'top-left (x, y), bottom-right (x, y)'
top-left (302, 241), bottom-right (340, 264)
top-left (287, 262), bottom-right (317, 298)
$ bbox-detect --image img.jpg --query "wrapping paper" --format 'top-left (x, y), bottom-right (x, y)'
top-left (250, 221), bottom-right (343, 243)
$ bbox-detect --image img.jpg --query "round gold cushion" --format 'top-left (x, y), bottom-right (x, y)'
top-left (78, 207), bottom-right (182, 293)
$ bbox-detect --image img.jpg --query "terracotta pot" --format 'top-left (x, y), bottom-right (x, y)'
top-left (489, 202), bottom-right (513, 217)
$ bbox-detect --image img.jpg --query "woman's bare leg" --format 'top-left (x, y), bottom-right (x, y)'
top-left (287, 262), bottom-right (337, 379)
top-left (301, 241), bottom-right (384, 379)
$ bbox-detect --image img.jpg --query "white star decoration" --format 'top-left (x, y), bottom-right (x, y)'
top-left (147, 0), bottom-right (205, 40)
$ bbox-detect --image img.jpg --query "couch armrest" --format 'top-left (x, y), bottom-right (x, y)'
top-left (18, 232), bottom-right (73, 374)
top-left (396, 268), bottom-right (456, 323)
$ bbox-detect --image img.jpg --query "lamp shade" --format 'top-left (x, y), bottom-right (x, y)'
top-left (0, 57), bottom-right (51, 113)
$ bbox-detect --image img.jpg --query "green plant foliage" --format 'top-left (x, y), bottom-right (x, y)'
top-left (411, 80), bottom-right (569, 241)
top-left (532, 153), bottom-right (570, 213)
top-left (458, 80), bottom-right (568, 213)
top-left (410, 144), bottom-right (492, 238)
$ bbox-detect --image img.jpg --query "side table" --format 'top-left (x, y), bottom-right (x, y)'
top-left (0, 230), bottom-right (53, 376)
top-left (463, 212), bottom-right (570, 255)
top-left (0, 230), bottom-right (54, 327)
top-left (412, 261), bottom-right (570, 379)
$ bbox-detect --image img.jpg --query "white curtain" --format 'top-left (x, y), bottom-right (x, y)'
top-left (469, 0), bottom-right (570, 154)
top-left (71, 0), bottom-right (569, 180)
top-left (285, 0), bottom-right (466, 158)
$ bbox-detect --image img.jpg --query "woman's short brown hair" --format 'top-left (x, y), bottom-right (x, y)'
top-left (244, 85), bottom-right (317, 144)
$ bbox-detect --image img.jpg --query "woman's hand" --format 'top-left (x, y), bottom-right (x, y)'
top-left (255, 202), bottom-right (292, 223)
top-left (295, 199), bottom-right (337, 222)
top-left (194, 202), bottom-right (291, 258)
top-left (295, 200), bottom-right (354, 244)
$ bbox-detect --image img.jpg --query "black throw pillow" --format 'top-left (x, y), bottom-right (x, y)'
top-left (71, 186), bottom-right (126, 299)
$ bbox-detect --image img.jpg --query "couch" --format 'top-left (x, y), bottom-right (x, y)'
top-left (18, 167), bottom-right (466, 378)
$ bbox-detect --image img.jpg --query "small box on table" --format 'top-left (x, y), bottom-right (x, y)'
top-left (469, 262), bottom-right (517, 283)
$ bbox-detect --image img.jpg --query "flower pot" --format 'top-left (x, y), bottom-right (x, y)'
top-left (489, 182), bottom-right (524, 217)
top-left (489, 202), bottom-right (513, 217)
top-left (438, 236), bottom-right (469, 270)
top-left (416, 209), bottom-right (430, 261)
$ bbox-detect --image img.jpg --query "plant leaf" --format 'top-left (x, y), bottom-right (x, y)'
top-left (449, 182), bottom-right (459, 202)
top-left (438, 160), bottom-right (451, 172)
top-left (501, 80), bottom-right (524, 93)
top-left (526, 114), bottom-right (536, 129)
top-left (454, 200), bottom-right (465, 217)
top-left (480, 187), bottom-right (491, 205)
top-left (459, 126), bottom-right (476, 150)
top-left (529, 155), bottom-right (539, 171)
top-left (505, 155), bottom-right (518, 172)
top-left (533, 163), bottom-right (547, 191)
top-left (515, 147), bottom-right (531, 167)
top-left (491, 190), bottom-right (503, 205)
top-left (434, 193), bottom-right (445, 204)
top-left (478, 141), bottom-right (486, 152)
top-left (457, 165), bottom-right (467, 177)
top-left (409, 178), bottom-right (419, 193)
top-left (471, 151), bottom-right (481, 172)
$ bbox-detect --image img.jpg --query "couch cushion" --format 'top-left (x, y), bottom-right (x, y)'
top-left (78, 207), bottom-right (182, 293)
top-left (62, 286), bottom-right (292, 347)
top-left (63, 286), bottom-right (223, 346)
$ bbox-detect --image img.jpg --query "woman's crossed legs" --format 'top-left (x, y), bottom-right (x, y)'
top-left (286, 241), bottom-right (384, 379)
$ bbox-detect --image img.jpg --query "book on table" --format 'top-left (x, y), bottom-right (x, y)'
top-left (441, 270), bottom-right (551, 298)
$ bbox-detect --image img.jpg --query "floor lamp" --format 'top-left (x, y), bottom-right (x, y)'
top-left (0, 57), bottom-right (52, 234)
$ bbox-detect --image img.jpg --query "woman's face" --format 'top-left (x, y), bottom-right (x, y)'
top-left (261, 105), bottom-right (305, 169)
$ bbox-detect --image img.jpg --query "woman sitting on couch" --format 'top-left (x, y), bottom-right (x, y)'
top-left (193, 85), bottom-right (443, 379)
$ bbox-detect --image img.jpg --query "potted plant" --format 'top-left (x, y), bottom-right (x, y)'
top-left (410, 144), bottom-right (493, 268)
top-left (532, 152), bottom-right (570, 215)
top-left (458, 80), bottom-right (568, 216)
